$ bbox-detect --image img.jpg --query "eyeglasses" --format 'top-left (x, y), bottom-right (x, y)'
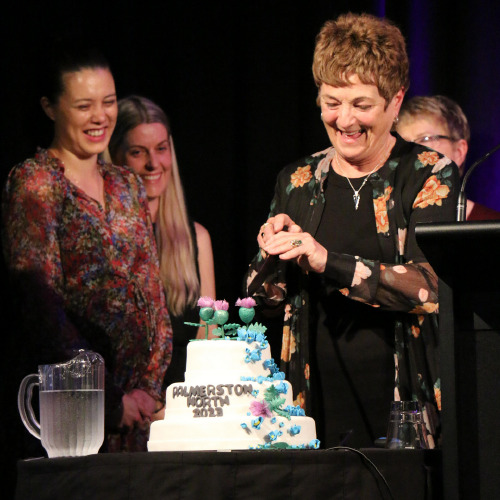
top-left (413, 134), bottom-right (456, 145)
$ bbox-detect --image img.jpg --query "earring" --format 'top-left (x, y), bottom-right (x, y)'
top-left (321, 112), bottom-right (324, 120)
top-left (394, 115), bottom-right (399, 125)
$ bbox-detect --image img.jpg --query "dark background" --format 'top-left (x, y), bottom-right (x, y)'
top-left (2, 0), bottom-right (500, 496)
top-left (2, 0), bottom-right (500, 305)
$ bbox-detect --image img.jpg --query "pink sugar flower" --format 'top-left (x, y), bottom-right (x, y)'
top-left (197, 296), bottom-right (214, 308)
top-left (250, 400), bottom-right (272, 418)
top-left (213, 300), bottom-right (229, 311)
top-left (236, 297), bottom-right (257, 308)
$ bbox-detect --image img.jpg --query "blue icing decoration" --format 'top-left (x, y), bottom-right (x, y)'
top-left (309, 439), bottom-right (321, 449)
top-left (251, 417), bottom-right (264, 429)
top-left (268, 431), bottom-right (278, 441)
top-left (275, 382), bottom-right (288, 394)
top-left (284, 405), bottom-right (305, 416)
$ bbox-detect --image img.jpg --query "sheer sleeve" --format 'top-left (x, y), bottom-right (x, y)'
top-left (322, 159), bottom-right (460, 313)
top-left (3, 162), bottom-right (65, 292)
top-left (1, 162), bottom-right (79, 347)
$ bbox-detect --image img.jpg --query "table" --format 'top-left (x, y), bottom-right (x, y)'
top-left (16, 448), bottom-right (441, 500)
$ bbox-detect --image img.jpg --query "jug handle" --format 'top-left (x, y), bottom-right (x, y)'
top-left (18, 374), bottom-right (41, 440)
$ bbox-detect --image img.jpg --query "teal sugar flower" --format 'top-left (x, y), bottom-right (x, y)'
top-left (199, 307), bottom-right (215, 322)
top-left (236, 297), bottom-right (257, 325)
top-left (263, 358), bottom-right (279, 374)
top-left (245, 348), bottom-right (262, 363)
top-left (275, 382), bottom-right (288, 394)
top-left (268, 431), bottom-right (279, 441)
top-left (213, 300), bottom-right (229, 326)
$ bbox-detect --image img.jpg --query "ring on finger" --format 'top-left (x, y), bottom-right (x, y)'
top-left (290, 239), bottom-right (303, 248)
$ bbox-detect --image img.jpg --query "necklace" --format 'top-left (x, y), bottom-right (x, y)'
top-left (334, 149), bottom-right (388, 210)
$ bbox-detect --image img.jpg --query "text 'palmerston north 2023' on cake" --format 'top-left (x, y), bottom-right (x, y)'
top-left (148, 297), bottom-right (319, 451)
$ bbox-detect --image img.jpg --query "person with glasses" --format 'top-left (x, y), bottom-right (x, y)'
top-left (397, 95), bottom-right (500, 220)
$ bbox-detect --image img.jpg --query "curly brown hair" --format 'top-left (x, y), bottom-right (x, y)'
top-left (312, 12), bottom-right (409, 106)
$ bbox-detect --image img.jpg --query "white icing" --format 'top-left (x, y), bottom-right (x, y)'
top-left (148, 338), bottom-right (318, 451)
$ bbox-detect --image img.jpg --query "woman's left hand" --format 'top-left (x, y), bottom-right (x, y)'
top-left (262, 230), bottom-right (328, 274)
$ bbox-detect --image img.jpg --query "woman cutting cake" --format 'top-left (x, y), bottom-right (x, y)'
top-left (246, 13), bottom-right (459, 448)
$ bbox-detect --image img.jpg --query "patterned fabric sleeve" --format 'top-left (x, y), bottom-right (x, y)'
top-left (323, 155), bottom-right (459, 314)
top-left (246, 147), bottom-right (460, 316)
top-left (2, 160), bottom-right (86, 356)
top-left (3, 161), bottom-right (64, 290)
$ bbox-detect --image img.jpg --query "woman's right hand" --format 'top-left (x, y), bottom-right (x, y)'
top-left (120, 389), bottom-right (157, 428)
top-left (258, 213), bottom-right (328, 274)
top-left (120, 393), bottom-right (142, 428)
top-left (257, 214), bottom-right (302, 247)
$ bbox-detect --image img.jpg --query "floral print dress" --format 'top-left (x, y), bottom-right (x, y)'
top-left (245, 134), bottom-right (459, 448)
top-left (2, 149), bottom-right (173, 452)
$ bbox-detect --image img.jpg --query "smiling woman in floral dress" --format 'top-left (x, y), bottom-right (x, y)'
top-left (2, 41), bottom-right (172, 452)
top-left (246, 13), bottom-right (459, 449)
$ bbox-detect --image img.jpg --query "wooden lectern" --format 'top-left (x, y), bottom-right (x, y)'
top-left (416, 221), bottom-right (500, 500)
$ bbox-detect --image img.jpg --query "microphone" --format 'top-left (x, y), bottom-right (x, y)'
top-left (456, 141), bottom-right (500, 221)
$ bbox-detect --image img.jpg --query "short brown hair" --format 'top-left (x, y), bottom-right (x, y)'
top-left (312, 12), bottom-right (409, 105)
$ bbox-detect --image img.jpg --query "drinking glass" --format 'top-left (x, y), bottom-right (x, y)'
top-left (385, 400), bottom-right (429, 449)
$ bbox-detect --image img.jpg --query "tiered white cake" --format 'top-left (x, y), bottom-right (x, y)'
top-left (148, 328), bottom-right (319, 451)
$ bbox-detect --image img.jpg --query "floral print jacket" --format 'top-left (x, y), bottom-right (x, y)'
top-left (2, 149), bottom-right (173, 440)
top-left (245, 135), bottom-right (459, 446)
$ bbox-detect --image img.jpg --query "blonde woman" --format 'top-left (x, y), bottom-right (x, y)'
top-left (109, 96), bottom-right (215, 388)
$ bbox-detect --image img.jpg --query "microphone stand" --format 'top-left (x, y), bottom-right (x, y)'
top-left (456, 141), bottom-right (500, 221)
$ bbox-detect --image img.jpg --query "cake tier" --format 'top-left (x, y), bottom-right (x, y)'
top-left (184, 338), bottom-right (274, 383)
top-left (148, 415), bottom-right (318, 451)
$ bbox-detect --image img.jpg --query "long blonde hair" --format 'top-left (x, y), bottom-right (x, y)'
top-left (109, 95), bottom-right (200, 316)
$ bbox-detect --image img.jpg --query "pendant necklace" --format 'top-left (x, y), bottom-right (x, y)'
top-left (334, 148), bottom-right (388, 210)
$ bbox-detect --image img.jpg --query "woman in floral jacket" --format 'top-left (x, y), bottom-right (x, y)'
top-left (246, 13), bottom-right (459, 448)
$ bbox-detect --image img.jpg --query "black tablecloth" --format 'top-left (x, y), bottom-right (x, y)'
top-left (15, 448), bottom-right (441, 500)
